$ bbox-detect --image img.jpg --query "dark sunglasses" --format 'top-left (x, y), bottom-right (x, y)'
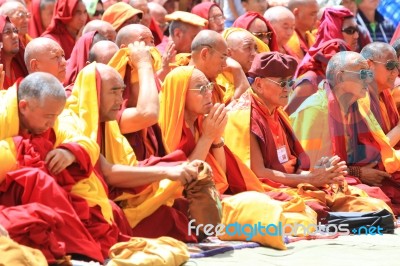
top-left (265, 78), bottom-right (295, 88)
top-left (251, 31), bottom-right (273, 41)
top-left (341, 69), bottom-right (374, 81)
top-left (372, 60), bottom-right (400, 71)
top-left (341, 26), bottom-right (359, 35)
top-left (93, 10), bottom-right (104, 16)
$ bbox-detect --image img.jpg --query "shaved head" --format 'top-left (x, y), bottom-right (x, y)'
top-left (82, 20), bottom-right (117, 42)
top-left (226, 30), bottom-right (257, 72)
top-left (264, 6), bottom-right (295, 46)
top-left (89, 40), bottom-right (119, 64)
top-left (288, 0), bottom-right (318, 10)
top-left (191, 30), bottom-right (224, 52)
top-left (264, 6), bottom-right (295, 22)
top-left (0, 1), bottom-right (29, 34)
top-left (116, 24), bottom-right (154, 47)
top-left (96, 63), bottom-right (122, 82)
top-left (0, 1), bottom-right (25, 15)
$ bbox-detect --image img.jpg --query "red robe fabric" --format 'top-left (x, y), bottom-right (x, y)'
top-left (41, 0), bottom-right (89, 60)
top-left (28, 0), bottom-right (45, 38)
top-left (149, 17), bottom-right (163, 46)
top-left (0, 16), bottom-right (28, 90)
top-left (232, 11), bottom-right (279, 52)
top-left (64, 31), bottom-right (97, 86)
top-left (11, 129), bottom-right (126, 261)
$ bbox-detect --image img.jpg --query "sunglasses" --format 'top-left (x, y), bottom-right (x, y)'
top-left (372, 60), bottom-right (400, 71)
top-left (93, 10), bottom-right (104, 16)
top-left (251, 31), bottom-right (273, 41)
top-left (188, 82), bottom-right (214, 95)
top-left (341, 26), bottom-right (359, 35)
top-left (341, 69), bottom-right (374, 81)
top-left (264, 78), bottom-right (295, 88)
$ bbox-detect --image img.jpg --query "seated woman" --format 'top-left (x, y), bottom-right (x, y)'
top-left (285, 7), bottom-right (358, 115)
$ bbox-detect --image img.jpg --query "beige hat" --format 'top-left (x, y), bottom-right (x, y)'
top-left (165, 11), bottom-right (208, 27)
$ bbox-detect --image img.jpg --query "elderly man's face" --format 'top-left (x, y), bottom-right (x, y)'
top-left (270, 17), bottom-right (295, 46)
top-left (228, 35), bottom-right (257, 73)
top-left (254, 75), bottom-right (293, 110)
top-left (248, 18), bottom-right (271, 45)
top-left (99, 73), bottom-right (125, 122)
top-left (33, 42), bottom-right (66, 83)
top-left (208, 6), bottom-right (225, 33)
top-left (9, 5), bottom-right (30, 35)
top-left (132, 1), bottom-right (151, 27)
top-left (2, 22), bottom-right (19, 55)
top-left (340, 58), bottom-right (372, 99)
top-left (202, 41), bottom-right (228, 80)
top-left (296, 2), bottom-right (319, 31)
top-left (185, 69), bottom-right (213, 115)
top-left (174, 24), bottom-right (201, 53)
top-left (370, 51), bottom-right (399, 91)
top-left (19, 97), bottom-right (66, 135)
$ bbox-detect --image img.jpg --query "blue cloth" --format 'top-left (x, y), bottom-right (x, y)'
top-left (378, 0), bottom-right (400, 27)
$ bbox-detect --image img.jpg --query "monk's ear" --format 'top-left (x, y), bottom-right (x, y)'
top-left (30, 59), bottom-right (39, 72)
top-left (200, 47), bottom-right (209, 60)
top-left (120, 43), bottom-right (127, 48)
top-left (18, 99), bottom-right (28, 112)
top-left (86, 60), bottom-right (91, 66)
top-left (366, 59), bottom-right (375, 70)
top-left (292, 8), bottom-right (299, 16)
top-left (335, 71), bottom-right (343, 84)
top-left (253, 77), bottom-right (263, 93)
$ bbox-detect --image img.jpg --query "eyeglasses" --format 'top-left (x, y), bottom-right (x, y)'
top-left (12, 11), bottom-right (31, 19)
top-left (372, 60), bottom-right (400, 71)
top-left (93, 10), bottom-right (104, 16)
top-left (264, 78), bottom-right (295, 88)
top-left (341, 69), bottom-right (374, 81)
top-left (251, 31), bottom-right (272, 41)
top-left (188, 82), bottom-right (214, 95)
top-left (209, 14), bottom-right (225, 22)
top-left (3, 28), bottom-right (18, 36)
top-left (341, 26), bottom-right (359, 35)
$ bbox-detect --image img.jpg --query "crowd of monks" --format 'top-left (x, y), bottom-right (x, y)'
top-left (1, 0), bottom-right (400, 264)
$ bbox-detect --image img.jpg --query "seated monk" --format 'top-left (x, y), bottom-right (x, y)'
top-left (101, 2), bottom-right (143, 33)
top-left (28, 0), bottom-right (55, 38)
top-left (60, 58), bottom-right (221, 242)
top-left (286, 0), bottom-right (319, 60)
top-left (225, 51), bottom-right (392, 221)
top-left (0, 16), bottom-right (28, 90)
top-left (0, 72), bottom-right (116, 263)
top-left (285, 7), bottom-right (359, 115)
top-left (42, 0), bottom-right (89, 60)
top-left (0, 1), bottom-right (32, 47)
top-left (82, 19), bottom-right (116, 42)
top-left (88, 40), bottom-right (119, 65)
top-left (109, 36), bottom-right (165, 161)
top-left (191, 2), bottom-right (225, 34)
top-left (190, 30), bottom-right (249, 104)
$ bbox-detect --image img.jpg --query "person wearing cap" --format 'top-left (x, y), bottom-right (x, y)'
top-left (190, 29), bottom-right (249, 104)
top-left (0, 1), bottom-right (32, 47)
top-left (290, 50), bottom-right (396, 213)
top-left (101, 2), bottom-right (143, 32)
top-left (41, 0), bottom-right (89, 60)
top-left (191, 2), bottom-right (225, 34)
top-left (225, 51), bottom-right (391, 221)
top-left (285, 7), bottom-right (357, 115)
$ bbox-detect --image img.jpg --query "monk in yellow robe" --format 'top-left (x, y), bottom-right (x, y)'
top-left (226, 51), bottom-right (392, 222)
top-left (61, 44), bottom-right (221, 242)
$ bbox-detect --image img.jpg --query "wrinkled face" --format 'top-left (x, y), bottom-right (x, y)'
top-left (174, 25), bottom-right (201, 53)
top-left (99, 73), bottom-right (125, 122)
top-left (9, 6), bottom-right (30, 35)
top-left (151, 10), bottom-right (168, 33)
top-left (370, 50), bottom-right (399, 91)
top-left (339, 58), bottom-right (371, 99)
top-left (243, 0), bottom-right (268, 15)
top-left (40, 2), bottom-right (55, 30)
top-left (229, 35), bottom-right (257, 73)
top-left (296, 2), bottom-right (319, 31)
top-left (185, 69), bottom-right (213, 116)
top-left (248, 18), bottom-right (270, 45)
top-left (66, 1), bottom-right (87, 33)
top-left (254, 75), bottom-right (293, 110)
top-left (342, 18), bottom-right (359, 52)
top-left (270, 17), bottom-right (295, 46)
top-left (19, 97), bottom-right (65, 135)
top-left (202, 41), bottom-right (228, 80)
top-left (2, 22), bottom-right (19, 55)
top-left (208, 6), bottom-right (225, 33)
top-left (34, 43), bottom-right (66, 83)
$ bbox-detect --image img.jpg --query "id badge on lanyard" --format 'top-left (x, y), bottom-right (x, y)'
top-left (277, 146), bottom-right (289, 164)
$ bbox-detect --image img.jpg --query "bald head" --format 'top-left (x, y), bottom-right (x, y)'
top-left (148, 2), bottom-right (167, 32)
top-left (0, 1), bottom-right (25, 15)
top-left (326, 51), bottom-right (366, 87)
top-left (287, 0), bottom-right (319, 32)
top-left (89, 40), bottom-right (119, 64)
top-left (264, 6), bottom-right (295, 46)
top-left (116, 24), bottom-right (154, 47)
top-left (264, 6), bottom-right (295, 22)
top-left (24, 37), bottom-right (67, 82)
top-left (361, 42), bottom-right (397, 61)
top-left (82, 20), bottom-right (117, 42)
top-left (226, 30), bottom-right (257, 73)
top-left (191, 30), bottom-right (224, 52)
top-left (0, 1), bottom-right (29, 34)
top-left (287, 0), bottom-right (318, 10)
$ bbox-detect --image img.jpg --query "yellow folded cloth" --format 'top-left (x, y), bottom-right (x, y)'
top-left (0, 236), bottom-right (47, 266)
top-left (108, 236), bottom-right (189, 266)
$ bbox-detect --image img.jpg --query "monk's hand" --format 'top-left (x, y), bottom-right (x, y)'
top-left (309, 156), bottom-right (347, 187)
top-left (282, 158), bottom-right (297, 174)
top-left (128, 41), bottom-right (152, 67)
top-left (166, 163), bottom-right (198, 185)
top-left (202, 103), bottom-right (228, 142)
top-left (45, 148), bottom-right (76, 175)
top-left (359, 162), bottom-right (391, 187)
top-left (162, 41), bottom-right (177, 68)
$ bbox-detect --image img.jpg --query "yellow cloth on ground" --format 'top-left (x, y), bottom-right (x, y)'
top-left (0, 85), bottom-right (113, 223)
top-left (62, 62), bottom-right (183, 228)
top-left (219, 191), bottom-right (317, 250)
top-left (0, 236), bottom-right (47, 266)
top-left (108, 236), bottom-right (189, 266)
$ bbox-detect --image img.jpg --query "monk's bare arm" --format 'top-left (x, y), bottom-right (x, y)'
top-left (227, 58), bottom-right (250, 100)
top-left (386, 124), bottom-right (400, 147)
top-left (119, 43), bottom-right (159, 134)
top-left (100, 155), bottom-right (197, 187)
